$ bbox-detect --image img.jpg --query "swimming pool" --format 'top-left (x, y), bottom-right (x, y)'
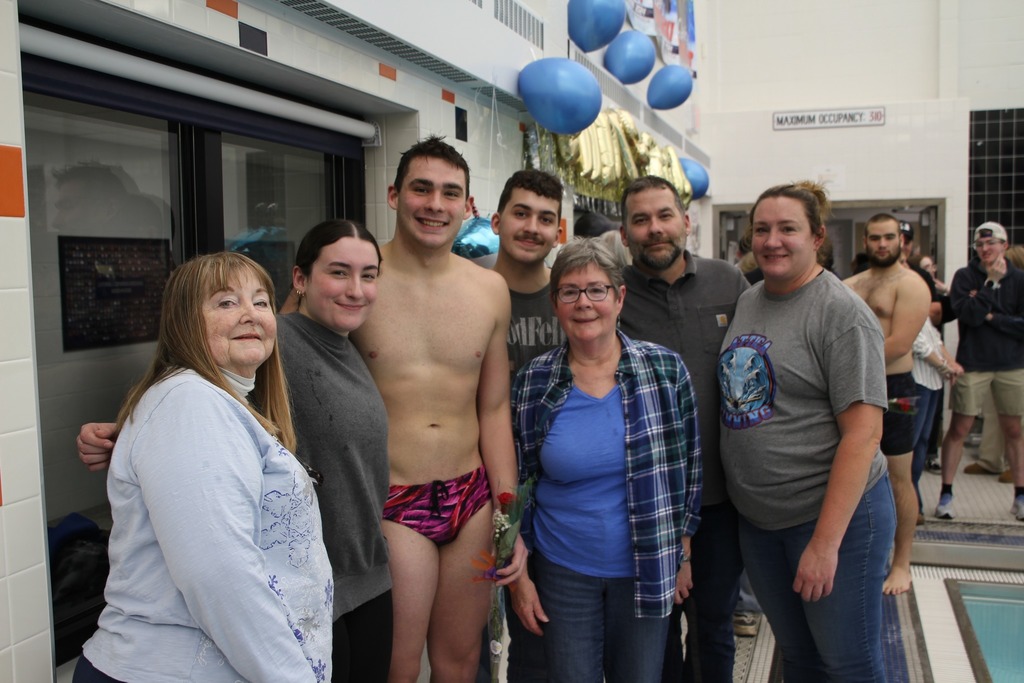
top-left (948, 581), bottom-right (1024, 682)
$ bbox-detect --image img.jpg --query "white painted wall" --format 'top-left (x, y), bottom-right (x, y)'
top-left (708, 100), bottom-right (970, 278)
top-left (705, 0), bottom-right (1023, 282)
top-left (958, 0), bottom-right (1024, 110)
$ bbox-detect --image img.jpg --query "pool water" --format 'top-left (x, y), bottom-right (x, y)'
top-left (959, 582), bottom-right (1024, 682)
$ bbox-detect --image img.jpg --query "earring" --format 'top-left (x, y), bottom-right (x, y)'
top-left (296, 289), bottom-right (305, 302)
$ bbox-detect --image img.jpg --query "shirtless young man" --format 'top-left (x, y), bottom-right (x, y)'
top-left (844, 214), bottom-right (931, 595)
top-left (78, 137), bottom-right (526, 683)
top-left (358, 137), bottom-right (525, 682)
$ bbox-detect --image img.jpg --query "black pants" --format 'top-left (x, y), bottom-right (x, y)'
top-left (333, 588), bottom-right (394, 683)
top-left (73, 656), bottom-right (123, 683)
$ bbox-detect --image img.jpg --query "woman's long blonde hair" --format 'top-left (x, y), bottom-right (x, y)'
top-left (115, 252), bottom-right (296, 452)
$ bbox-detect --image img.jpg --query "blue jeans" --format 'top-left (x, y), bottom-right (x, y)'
top-left (533, 552), bottom-right (669, 683)
top-left (738, 475), bottom-right (895, 683)
top-left (911, 384), bottom-right (941, 510)
top-left (661, 501), bottom-right (744, 683)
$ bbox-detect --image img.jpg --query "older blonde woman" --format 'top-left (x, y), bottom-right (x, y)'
top-left (75, 253), bottom-right (332, 683)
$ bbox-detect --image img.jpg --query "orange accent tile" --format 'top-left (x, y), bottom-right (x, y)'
top-left (441, 89), bottom-right (455, 104)
top-left (207, 0), bottom-right (238, 19)
top-left (558, 217), bottom-right (567, 244)
top-left (379, 63), bottom-right (397, 81)
top-left (0, 145), bottom-right (26, 218)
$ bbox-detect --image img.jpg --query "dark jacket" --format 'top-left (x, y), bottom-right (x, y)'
top-left (950, 257), bottom-right (1024, 371)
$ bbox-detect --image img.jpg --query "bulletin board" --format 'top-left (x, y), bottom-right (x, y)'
top-left (58, 236), bottom-right (171, 351)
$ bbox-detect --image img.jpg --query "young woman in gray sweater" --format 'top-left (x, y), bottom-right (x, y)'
top-left (284, 220), bottom-right (392, 682)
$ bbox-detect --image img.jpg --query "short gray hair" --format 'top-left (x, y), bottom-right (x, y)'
top-left (549, 238), bottom-right (625, 299)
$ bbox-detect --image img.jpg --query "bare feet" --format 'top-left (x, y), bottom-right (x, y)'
top-left (883, 566), bottom-right (912, 595)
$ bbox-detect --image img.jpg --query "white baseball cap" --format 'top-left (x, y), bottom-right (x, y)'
top-left (974, 221), bottom-right (1007, 243)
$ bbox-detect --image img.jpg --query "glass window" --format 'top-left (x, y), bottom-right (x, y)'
top-left (23, 92), bottom-right (175, 522)
top-left (222, 133), bottom-right (327, 306)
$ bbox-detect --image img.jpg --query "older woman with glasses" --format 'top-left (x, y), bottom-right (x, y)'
top-left (509, 238), bottom-right (702, 683)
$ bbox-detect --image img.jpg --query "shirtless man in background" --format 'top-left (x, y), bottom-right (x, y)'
top-left (844, 213), bottom-right (930, 595)
top-left (78, 137), bottom-right (525, 683)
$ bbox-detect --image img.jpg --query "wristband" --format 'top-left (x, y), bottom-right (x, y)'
top-left (680, 551), bottom-right (691, 564)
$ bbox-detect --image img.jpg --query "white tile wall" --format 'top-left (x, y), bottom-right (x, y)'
top-left (8, 564), bottom-right (49, 644)
top-left (11, 631), bottom-right (52, 683)
top-left (0, 291), bottom-right (31, 362)
top-left (0, 578), bottom-right (9, 650)
top-left (0, 218), bottom-right (28, 290)
top-left (2, 0), bottom-right (50, 675)
top-left (0, 430), bottom-right (42, 506)
top-left (134, 0), bottom-right (171, 21)
top-left (3, 499), bottom-right (46, 579)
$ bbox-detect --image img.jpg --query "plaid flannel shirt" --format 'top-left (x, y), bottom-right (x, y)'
top-left (511, 331), bottom-right (702, 618)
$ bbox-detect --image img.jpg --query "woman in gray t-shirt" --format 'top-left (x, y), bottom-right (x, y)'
top-left (718, 181), bottom-right (895, 683)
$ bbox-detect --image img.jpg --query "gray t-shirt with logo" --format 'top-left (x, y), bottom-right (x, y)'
top-left (718, 271), bottom-right (888, 530)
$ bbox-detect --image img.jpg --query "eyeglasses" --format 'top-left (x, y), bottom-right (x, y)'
top-left (555, 284), bottom-right (614, 304)
top-left (974, 239), bottom-right (1005, 249)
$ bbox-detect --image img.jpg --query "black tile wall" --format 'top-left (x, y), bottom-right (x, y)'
top-left (968, 109), bottom-right (1023, 247)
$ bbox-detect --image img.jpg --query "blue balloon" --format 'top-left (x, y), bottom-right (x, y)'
top-left (647, 65), bottom-right (693, 109)
top-left (452, 216), bottom-right (499, 259)
top-left (518, 58), bottom-right (602, 135)
top-left (603, 30), bottom-right (656, 84)
top-left (680, 158), bottom-right (709, 199)
top-left (568, 0), bottom-right (626, 52)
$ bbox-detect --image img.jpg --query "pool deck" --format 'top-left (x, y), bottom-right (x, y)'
top-left (735, 444), bottom-right (1024, 683)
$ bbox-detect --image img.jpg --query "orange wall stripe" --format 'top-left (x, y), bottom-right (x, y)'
top-left (379, 63), bottom-right (397, 81)
top-left (207, 0), bottom-right (238, 19)
top-left (0, 145), bottom-right (26, 218)
top-left (441, 89), bottom-right (455, 104)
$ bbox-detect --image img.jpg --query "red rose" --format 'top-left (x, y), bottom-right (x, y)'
top-left (498, 492), bottom-right (516, 507)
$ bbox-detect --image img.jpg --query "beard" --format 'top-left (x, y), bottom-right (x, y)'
top-left (868, 250), bottom-right (901, 268)
top-left (633, 241), bottom-right (683, 272)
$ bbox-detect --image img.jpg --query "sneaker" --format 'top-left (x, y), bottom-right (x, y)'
top-left (999, 469), bottom-right (1013, 484)
top-left (935, 493), bottom-right (956, 519)
top-left (733, 612), bottom-right (760, 637)
top-left (1012, 495), bottom-right (1024, 522)
top-left (964, 463), bottom-right (999, 475)
top-left (925, 458), bottom-right (942, 474)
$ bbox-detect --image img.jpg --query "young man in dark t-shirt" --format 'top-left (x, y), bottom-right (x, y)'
top-left (477, 169), bottom-right (564, 683)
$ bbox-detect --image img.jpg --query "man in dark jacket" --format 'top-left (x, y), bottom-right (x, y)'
top-left (936, 222), bottom-right (1024, 521)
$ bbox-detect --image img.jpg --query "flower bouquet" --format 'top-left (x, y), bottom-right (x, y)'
top-left (471, 478), bottom-right (533, 683)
